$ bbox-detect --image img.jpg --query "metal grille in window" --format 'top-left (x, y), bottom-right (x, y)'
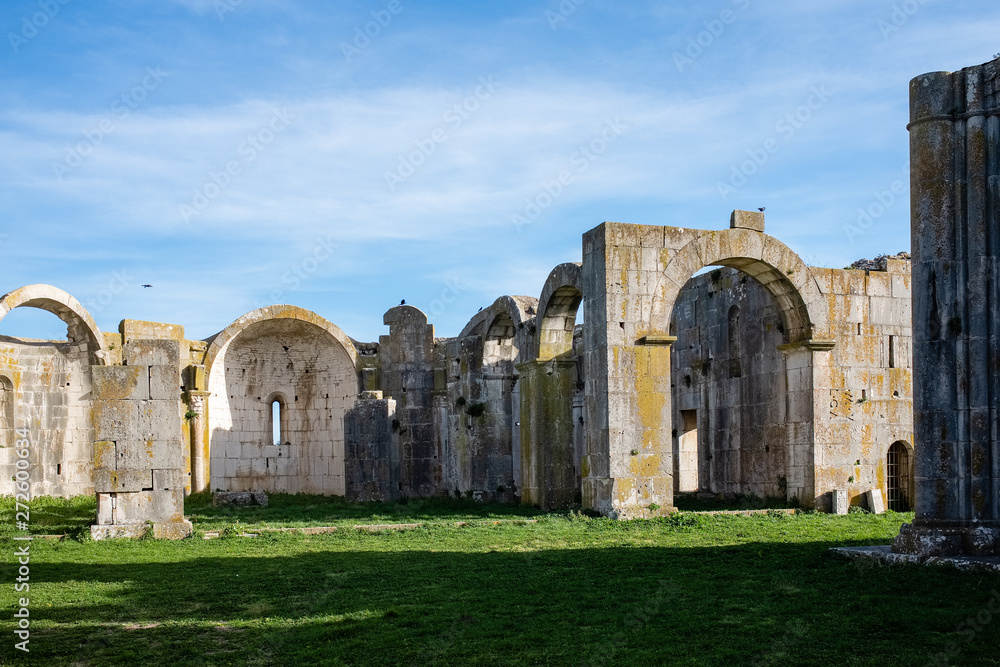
top-left (886, 442), bottom-right (910, 511)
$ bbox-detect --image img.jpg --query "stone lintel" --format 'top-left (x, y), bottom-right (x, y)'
top-left (777, 338), bottom-right (836, 353)
top-left (636, 334), bottom-right (677, 346)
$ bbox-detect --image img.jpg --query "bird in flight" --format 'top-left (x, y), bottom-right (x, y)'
top-left (141, 284), bottom-right (153, 288)
top-left (758, 207), bottom-right (765, 212)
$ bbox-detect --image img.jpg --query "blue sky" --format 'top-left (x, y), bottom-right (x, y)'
top-left (1, 0), bottom-right (996, 343)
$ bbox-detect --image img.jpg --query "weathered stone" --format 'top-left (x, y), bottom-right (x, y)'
top-left (213, 491), bottom-right (269, 507)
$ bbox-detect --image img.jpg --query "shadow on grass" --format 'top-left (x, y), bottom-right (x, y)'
top-left (183, 493), bottom-right (548, 530)
top-left (24, 535), bottom-right (1000, 667)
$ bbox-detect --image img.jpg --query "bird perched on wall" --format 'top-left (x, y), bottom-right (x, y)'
top-left (400, 299), bottom-right (405, 305)
top-left (478, 307), bottom-right (482, 312)
top-left (141, 284), bottom-right (152, 288)
top-left (758, 207), bottom-right (765, 212)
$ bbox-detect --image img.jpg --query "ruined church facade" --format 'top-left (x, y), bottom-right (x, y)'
top-left (0, 211), bottom-right (913, 536)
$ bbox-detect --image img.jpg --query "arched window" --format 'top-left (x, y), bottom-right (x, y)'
top-left (727, 305), bottom-right (742, 378)
top-left (267, 394), bottom-right (287, 445)
top-left (0, 376), bottom-right (12, 448)
top-left (886, 441), bottom-right (912, 511)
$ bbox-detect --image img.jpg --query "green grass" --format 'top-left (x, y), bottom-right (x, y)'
top-left (1, 495), bottom-right (999, 666)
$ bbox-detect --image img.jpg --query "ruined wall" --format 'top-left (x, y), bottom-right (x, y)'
top-left (208, 318), bottom-right (356, 494)
top-left (812, 260), bottom-right (913, 511)
top-left (377, 306), bottom-right (438, 498)
top-left (669, 259), bottom-right (913, 509)
top-left (0, 337), bottom-right (94, 497)
top-left (669, 269), bottom-right (789, 498)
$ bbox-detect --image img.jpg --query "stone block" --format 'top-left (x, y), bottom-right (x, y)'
top-left (92, 366), bottom-right (148, 401)
top-left (93, 440), bottom-right (117, 470)
top-left (93, 401), bottom-right (139, 441)
top-left (148, 365), bottom-right (179, 400)
top-left (152, 469), bottom-right (185, 491)
top-left (866, 488), bottom-right (885, 514)
top-left (124, 339), bottom-right (180, 368)
top-left (729, 209), bottom-right (765, 232)
top-left (831, 489), bottom-right (848, 515)
top-left (95, 468), bottom-right (152, 493)
top-left (136, 400), bottom-right (181, 439)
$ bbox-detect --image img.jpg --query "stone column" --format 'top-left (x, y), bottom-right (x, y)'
top-left (186, 390), bottom-right (210, 493)
top-left (893, 58), bottom-right (1000, 556)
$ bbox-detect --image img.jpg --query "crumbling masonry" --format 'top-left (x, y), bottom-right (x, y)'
top-left (0, 209), bottom-right (915, 536)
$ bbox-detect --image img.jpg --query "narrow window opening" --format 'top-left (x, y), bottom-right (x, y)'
top-left (888, 335), bottom-right (896, 368)
top-left (57, 463), bottom-right (61, 475)
top-left (271, 399), bottom-right (282, 445)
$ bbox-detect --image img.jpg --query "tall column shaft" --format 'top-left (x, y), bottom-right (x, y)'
top-left (894, 59), bottom-right (1000, 556)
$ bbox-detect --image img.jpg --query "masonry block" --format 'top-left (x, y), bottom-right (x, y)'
top-left (124, 339), bottom-right (180, 368)
top-left (95, 468), bottom-right (152, 493)
top-left (92, 366), bottom-right (148, 401)
top-left (149, 365), bottom-right (179, 400)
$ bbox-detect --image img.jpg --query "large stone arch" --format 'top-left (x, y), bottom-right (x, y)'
top-left (649, 229), bottom-right (829, 343)
top-left (203, 305), bottom-right (359, 495)
top-left (205, 305), bottom-right (358, 377)
top-left (0, 284), bottom-right (109, 364)
top-left (580, 217), bottom-right (835, 519)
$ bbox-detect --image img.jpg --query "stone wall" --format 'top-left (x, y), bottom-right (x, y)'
top-left (670, 268), bottom-right (789, 498)
top-left (207, 317), bottom-right (356, 495)
top-left (0, 337), bottom-right (94, 497)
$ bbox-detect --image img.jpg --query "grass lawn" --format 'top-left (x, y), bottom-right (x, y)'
top-left (2, 495), bottom-right (999, 666)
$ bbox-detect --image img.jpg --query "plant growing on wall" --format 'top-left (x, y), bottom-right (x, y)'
top-left (464, 402), bottom-right (487, 418)
top-left (184, 410), bottom-right (199, 421)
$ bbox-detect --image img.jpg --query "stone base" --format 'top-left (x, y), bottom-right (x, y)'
top-left (832, 545), bottom-right (1000, 573)
top-left (213, 491), bottom-right (269, 507)
top-left (893, 521), bottom-right (1000, 557)
top-left (610, 504), bottom-right (678, 520)
top-left (91, 520), bottom-right (193, 540)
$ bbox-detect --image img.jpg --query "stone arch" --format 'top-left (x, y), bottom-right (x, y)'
top-left (0, 284), bottom-right (108, 364)
top-left (536, 263), bottom-right (583, 361)
top-left (473, 295), bottom-right (537, 366)
top-left (205, 305), bottom-right (357, 377)
top-left (650, 229), bottom-right (828, 508)
top-left (650, 230), bottom-right (829, 344)
top-left (204, 305), bottom-right (359, 495)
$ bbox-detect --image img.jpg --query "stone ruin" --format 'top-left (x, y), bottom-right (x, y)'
top-left (0, 208), bottom-right (916, 536)
top-left (892, 57), bottom-right (1000, 557)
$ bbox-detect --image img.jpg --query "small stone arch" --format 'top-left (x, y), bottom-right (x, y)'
top-left (0, 284), bottom-right (109, 364)
top-left (465, 295), bottom-right (537, 366)
top-left (650, 230), bottom-right (829, 344)
top-left (535, 263), bottom-right (583, 361)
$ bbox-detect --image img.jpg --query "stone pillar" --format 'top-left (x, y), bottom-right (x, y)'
top-left (581, 223), bottom-right (676, 518)
top-left (517, 357), bottom-right (577, 509)
top-left (893, 58), bottom-right (1000, 556)
top-left (91, 339), bottom-right (192, 539)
